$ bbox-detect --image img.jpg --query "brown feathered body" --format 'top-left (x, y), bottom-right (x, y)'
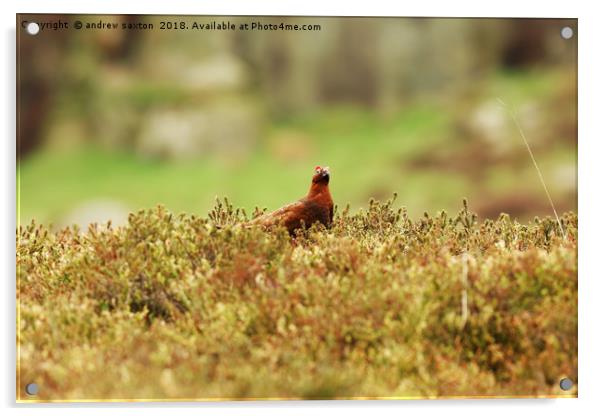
top-left (247, 166), bottom-right (333, 235)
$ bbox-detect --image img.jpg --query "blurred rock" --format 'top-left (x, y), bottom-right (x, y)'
top-left (467, 99), bottom-right (513, 156)
top-left (136, 100), bottom-right (260, 160)
top-left (466, 99), bottom-right (545, 157)
top-left (553, 164), bottom-right (577, 193)
top-left (178, 53), bottom-right (248, 93)
top-left (90, 46), bottom-right (262, 160)
top-left (60, 199), bottom-right (130, 229)
top-left (517, 102), bottom-right (546, 145)
top-left (136, 109), bottom-right (202, 160)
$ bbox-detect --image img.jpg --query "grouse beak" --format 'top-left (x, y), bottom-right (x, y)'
top-left (322, 166), bottom-right (330, 178)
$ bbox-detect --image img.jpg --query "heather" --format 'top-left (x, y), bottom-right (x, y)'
top-left (17, 198), bottom-right (577, 400)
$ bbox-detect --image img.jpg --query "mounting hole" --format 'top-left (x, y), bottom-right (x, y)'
top-left (25, 22), bottom-right (40, 36)
top-left (560, 26), bottom-right (574, 40)
top-left (559, 377), bottom-right (574, 391)
top-left (25, 382), bottom-right (39, 396)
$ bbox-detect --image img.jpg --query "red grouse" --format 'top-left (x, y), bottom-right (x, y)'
top-left (247, 166), bottom-right (334, 235)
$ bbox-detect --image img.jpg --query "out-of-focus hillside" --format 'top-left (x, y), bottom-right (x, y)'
top-left (17, 16), bottom-right (577, 227)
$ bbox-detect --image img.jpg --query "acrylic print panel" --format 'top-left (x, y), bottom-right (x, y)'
top-left (16, 14), bottom-right (577, 402)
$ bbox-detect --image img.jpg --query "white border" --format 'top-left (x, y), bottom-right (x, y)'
top-left (3, 1), bottom-right (601, 415)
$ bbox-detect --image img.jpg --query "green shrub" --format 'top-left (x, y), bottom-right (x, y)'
top-left (17, 198), bottom-right (577, 400)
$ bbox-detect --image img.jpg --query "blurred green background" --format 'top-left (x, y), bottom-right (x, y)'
top-left (17, 16), bottom-right (577, 228)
